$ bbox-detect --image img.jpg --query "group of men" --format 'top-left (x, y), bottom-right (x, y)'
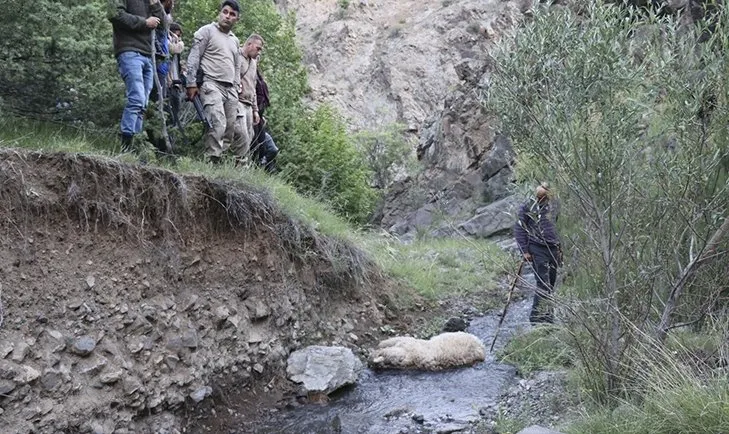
top-left (109, 0), bottom-right (278, 170)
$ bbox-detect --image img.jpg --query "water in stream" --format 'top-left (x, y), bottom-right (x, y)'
top-left (255, 276), bottom-right (535, 434)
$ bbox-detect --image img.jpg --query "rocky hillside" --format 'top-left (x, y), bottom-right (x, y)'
top-left (278, 0), bottom-right (529, 131)
top-left (0, 150), bottom-right (394, 433)
top-left (277, 0), bottom-right (530, 238)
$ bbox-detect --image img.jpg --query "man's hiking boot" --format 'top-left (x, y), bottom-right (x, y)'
top-left (120, 134), bottom-right (134, 153)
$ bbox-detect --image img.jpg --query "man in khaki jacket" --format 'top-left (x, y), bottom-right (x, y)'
top-left (185, 0), bottom-right (241, 163)
top-left (234, 34), bottom-right (264, 159)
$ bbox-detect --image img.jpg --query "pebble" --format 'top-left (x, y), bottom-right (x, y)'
top-left (189, 386), bottom-right (212, 403)
top-left (71, 335), bottom-right (97, 357)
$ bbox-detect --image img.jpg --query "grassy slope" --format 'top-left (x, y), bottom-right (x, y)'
top-left (0, 117), bottom-right (510, 311)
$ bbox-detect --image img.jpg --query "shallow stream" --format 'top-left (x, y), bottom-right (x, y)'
top-left (256, 281), bottom-right (534, 434)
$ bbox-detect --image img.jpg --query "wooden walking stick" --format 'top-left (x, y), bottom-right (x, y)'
top-left (490, 260), bottom-right (526, 352)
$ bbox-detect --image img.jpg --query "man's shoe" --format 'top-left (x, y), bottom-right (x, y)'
top-left (120, 134), bottom-right (134, 153)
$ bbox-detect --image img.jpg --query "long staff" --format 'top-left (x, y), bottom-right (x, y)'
top-left (489, 260), bottom-right (526, 352)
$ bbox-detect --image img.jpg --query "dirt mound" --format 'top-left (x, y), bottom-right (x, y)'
top-left (0, 150), bottom-right (392, 433)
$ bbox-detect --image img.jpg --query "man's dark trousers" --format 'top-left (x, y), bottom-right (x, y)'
top-left (529, 243), bottom-right (559, 324)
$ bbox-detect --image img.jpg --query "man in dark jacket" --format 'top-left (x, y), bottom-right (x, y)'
top-left (513, 183), bottom-right (562, 324)
top-left (108, 0), bottom-right (166, 152)
top-left (252, 68), bottom-right (278, 172)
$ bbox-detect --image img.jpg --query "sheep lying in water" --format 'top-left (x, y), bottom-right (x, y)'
top-left (370, 332), bottom-right (486, 371)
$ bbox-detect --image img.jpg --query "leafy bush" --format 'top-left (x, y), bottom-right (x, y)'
top-left (488, 0), bottom-right (729, 401)
top-left (278, 105), bottom-right (377, 223)
top-left (353, 123), bottom-right (413, 189)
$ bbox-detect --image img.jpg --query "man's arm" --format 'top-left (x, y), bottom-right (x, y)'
top-left (251, 58), bottom-right (259, 124)
top-left (185, 26), bottom-right (210, 97)
top-left (513, 203), bottom-right (531, 259)
top-left (233, 39), bottom-right (242, 92)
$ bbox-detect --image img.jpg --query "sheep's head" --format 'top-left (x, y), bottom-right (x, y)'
top-left (370, 347), bottom-right (408, 369)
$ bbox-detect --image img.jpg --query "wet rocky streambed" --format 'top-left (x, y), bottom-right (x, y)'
top-left (255, 277), bottom-right (537, 434)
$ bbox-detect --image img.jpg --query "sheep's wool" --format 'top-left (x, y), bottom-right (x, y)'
top-left (370, 331), bottom-right (486, 370)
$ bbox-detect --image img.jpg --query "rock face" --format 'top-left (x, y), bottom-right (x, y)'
top-left (286, 346), bottom-right (364, 394)
top-left (282, 0), bottom-right (528, 130)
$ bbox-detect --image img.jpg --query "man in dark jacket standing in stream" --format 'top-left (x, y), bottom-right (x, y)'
top-left (513, 183), bottom-right (563, 324)
top-left (108, 0), bottom-right (166, 153)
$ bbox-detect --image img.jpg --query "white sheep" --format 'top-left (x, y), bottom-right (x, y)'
top-left (370, 332), bottom-right (486, 371)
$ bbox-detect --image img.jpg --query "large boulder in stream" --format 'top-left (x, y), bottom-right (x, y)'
top-left (286, 346), bottom-right (364, 395)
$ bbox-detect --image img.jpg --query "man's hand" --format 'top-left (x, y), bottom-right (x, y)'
top-left (253, 111), bottom-right (260, 125)
top-left (146, 17), bottom-right (160, 29)
top-left (523, 252), bottom-right (532, 262)
top-left (186, 86), bottom-right (199, 101)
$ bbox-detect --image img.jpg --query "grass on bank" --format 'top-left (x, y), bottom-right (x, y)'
top-left (0, 117), bottom-right (510, 305)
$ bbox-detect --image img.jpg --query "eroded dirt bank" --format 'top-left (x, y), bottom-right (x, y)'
top-left (0, 150), bottom-right (395, 433)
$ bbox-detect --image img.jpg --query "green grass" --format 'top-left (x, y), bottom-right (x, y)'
top-left (498, 326), bottom-right (574, 374)
top-left (360, 236), bottom-right (511, 301)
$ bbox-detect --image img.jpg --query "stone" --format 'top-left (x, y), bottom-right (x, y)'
top-left (442, 317), bottom-right (469, 333)
top-left (15, 365), bottom-right (41, 385)
top-left (86, 275), bottom-right (96, 289)
top-left (78, 356), bottom-right (107, 375)
top-left (189, 386), bottom-right (212, 403)
top-left (180, 329), bottom-right (199, 349)
top-left (214, 305), bottom-right (231, 325)
top-left (516, 426), bottom-right (565, 434)
top-left (0, 342), bottom-right (14, 359)
top-left (286, 346), bottom-right (363, 395)
top-left (253, 364), bottom-right (264, 374)
top-left (436, 424), bottom-right (469, 434)
top-left (99, 368), bottom-right (124, 384)
top-left (40, 370), bottom-right (63, 391)
top-left (458, 195), bottom-right (521, 238)
top-left (70, 335), bottom-right (97, 357)
top-left (10, 342), bottom-right (30, 363)
top-left (0, 379), bottom-right (16, 395)
top-left (247, 297), bottom-right (271, 320)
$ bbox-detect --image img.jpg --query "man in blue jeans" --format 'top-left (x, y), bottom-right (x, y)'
top-left (108, 0), bottom-right (166, 152)
top-left (513, 183), bottom-right (563, 324)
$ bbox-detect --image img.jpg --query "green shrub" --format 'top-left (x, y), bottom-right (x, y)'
top-left (278, 105), bottom-right (377, 223)
top-left (353, 123), bottom-right (413, 189)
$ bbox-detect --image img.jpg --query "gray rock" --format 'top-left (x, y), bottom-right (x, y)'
top-left (436, 423), bottom-right (469, 434)
top-left (0, 379), bottom-right (16, 395)
top-left (286, 346), bottom-right (363, 395)
top-left (516, 426), bottom-right (564, 434)
top-left (71, 335), bottom-right (97, 357)
top-left (0, 342), bottom-right (14, 359)
top-left (189, 386), bottom-right (212, 403)
top-left (40, 369), bottom-right (63, 391)
top-left (442, 317), bottom-right (468, 332)
top-left (78, 356), bottom-right (107, 375)
top-left (15, 365), bottom-right (41, 385)
top-left (180, 329), bottom-right (199, 349)
top-left (99, 368), bottom-right (124, 384)
top-left (10, 342), bottom-right (30, 363)
top-left (247, 297), bottom-right (271, 320)
top-left (458, 195), bottom-right (521, 238)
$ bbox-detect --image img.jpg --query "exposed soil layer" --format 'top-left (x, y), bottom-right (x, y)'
top-left (0, 150), bottom-right (398, 433)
